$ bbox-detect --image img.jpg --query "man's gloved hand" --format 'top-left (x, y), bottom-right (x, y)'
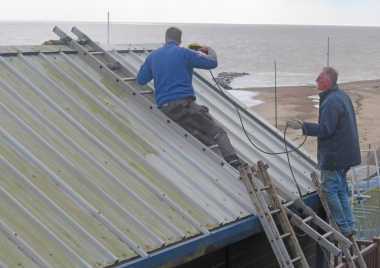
top-left (287, 119), bottom-right (303, 129)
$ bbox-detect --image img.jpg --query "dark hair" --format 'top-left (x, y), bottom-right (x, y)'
top-left (323, 67), bottom-right (339, 85)
top-left (165, 27), bottom-right (182, 42)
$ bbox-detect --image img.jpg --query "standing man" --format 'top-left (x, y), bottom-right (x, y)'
top-left (287, 67), bottom-right (360, 236)
top-left (136, 27), bottom-right (241, 169)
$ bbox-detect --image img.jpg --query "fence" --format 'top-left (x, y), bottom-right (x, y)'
top-left (348, 145), bottom-right (380, 196)
top-left (335, 237), bottom-right (380, 268)
top-left (353, 206), bottom-right (380, 240)
top-left (346, 142), bottom-right (380, 241)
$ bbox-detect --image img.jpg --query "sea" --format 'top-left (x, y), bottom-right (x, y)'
top-left (1, 21), bottom-right (380, 106)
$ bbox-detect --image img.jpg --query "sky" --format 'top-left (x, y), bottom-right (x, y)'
top-left (2, 0), bottom-right (380, 26)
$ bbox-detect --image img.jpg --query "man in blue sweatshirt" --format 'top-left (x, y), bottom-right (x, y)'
top-left (287, 67), bottom-right (360, 237)
top-left (137, 27), bottom-right (241, 169)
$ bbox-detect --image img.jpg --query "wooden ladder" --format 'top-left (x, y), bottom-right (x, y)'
top-left (239, 161), bottom-right (358, 268)
top-left (311, 172), bottom-right (367, 268)
top-left (239, 162), bottom-right (309, 267)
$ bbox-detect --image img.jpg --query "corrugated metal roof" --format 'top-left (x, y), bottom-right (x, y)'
top-left (0, 27), bottom-right (319, 267)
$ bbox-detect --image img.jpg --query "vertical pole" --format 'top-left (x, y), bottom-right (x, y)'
top-left (327, 37), bottom-right (329, 67)
top-left (367, 144), bottom-right (370, 191)
top-left (107, 11), bottom-right (110, 44)
top-left (274, 61), bottom-right (277, 128)
top-left (375, 237), bottom-right (380, 265)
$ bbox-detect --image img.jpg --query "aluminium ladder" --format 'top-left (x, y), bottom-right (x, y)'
top-left (311, 172), bottom-right (367, 268)
top-left (239, 162), bottom-right (309, 268)
top-left (239, 161), bottom-right (358, 268)
top-left (52, 26), bottom-right (243, 178)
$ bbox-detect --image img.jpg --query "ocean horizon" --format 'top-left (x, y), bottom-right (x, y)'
top-left (1, 21), bottom-right (380, 88)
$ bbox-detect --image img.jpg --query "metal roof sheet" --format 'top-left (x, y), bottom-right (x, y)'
top-left (0, 27), bottom-right (319, 267)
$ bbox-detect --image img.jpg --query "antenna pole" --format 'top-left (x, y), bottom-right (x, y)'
top-left (275, 61), bottom-right (277, 128)
top-left (107, 11), bottom-right (110, 44)
top-left (327, 37), bottom-right (329, 67)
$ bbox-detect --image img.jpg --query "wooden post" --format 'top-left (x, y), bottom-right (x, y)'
top-left (274, 61), bottom-right (277, 128)
top-left (375, 237), bottom-right (380, 267)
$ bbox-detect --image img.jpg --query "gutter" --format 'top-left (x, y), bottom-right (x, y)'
top-left (114, 193), bottom-right (321, 268)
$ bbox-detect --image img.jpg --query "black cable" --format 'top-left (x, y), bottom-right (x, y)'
top-left (209, 70), bottom-right (307, 155)
top-left (208, 70), bottom-right (332, 264)
top-left (284, 126), bottom-right (304, 197)
top-left (209, 70), bottom-right (307, 197)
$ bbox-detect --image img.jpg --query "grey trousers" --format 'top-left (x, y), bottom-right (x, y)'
top-left (160, 97), bottom-right (240, 166)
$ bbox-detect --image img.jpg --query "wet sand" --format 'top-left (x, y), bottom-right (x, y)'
top-left (237, 80), bottom-right (380, 157)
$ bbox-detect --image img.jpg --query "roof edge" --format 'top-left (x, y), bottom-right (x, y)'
top-left (114, 193), bottom-right (321, 268)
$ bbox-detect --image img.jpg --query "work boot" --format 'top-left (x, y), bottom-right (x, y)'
top-left (231, 163), bottom-right (242, 170)
top-left (341, 230), bottom-right (352, 237)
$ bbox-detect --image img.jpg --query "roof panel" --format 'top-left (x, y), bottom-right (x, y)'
top-left (0, 72), bottom-right (183, 250)
top-left (0, 139), bottom-right (137, 262)
top-left (0, 29), bottom-right (319, 267)
top-left (0, 161), bottom-right (119, 267)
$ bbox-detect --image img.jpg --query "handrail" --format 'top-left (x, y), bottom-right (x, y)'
top-left (335, 237), bottom-right (380, 268)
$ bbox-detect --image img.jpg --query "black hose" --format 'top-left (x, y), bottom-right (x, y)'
top-left (209, 70), bottom-right (307, 198)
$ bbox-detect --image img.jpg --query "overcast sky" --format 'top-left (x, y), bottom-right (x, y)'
top-left (2, 0), bottom-right (380, 26)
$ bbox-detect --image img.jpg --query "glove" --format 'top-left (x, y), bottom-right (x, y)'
top-left (287, 119), bottom-right (303, 129)
top-left (188, 43), bottom-right (202, 50)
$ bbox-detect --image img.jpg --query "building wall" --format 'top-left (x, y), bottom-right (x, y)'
top-left (176, 208), bottom-right (327, 268)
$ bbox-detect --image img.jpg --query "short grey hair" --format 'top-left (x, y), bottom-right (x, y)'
top-left (323, 67), bottom-right (339, 85)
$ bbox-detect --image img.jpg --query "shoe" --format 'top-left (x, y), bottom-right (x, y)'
top-left (341, 230), bottom-right (352, 237)
top-left (229, 160), bottom-right (242, 171)
top-left (350, 229), bottom-right (357, 236)
top-left (231, 163), bottom-right (241, 171)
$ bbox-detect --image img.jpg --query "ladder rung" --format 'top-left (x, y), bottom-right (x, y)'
top-left (302, 216), bottom-right (313, 223)
top-left (122, 77), bottom-right (137, 81)
top-left (322, 231), bottom-right (334, 238)
top-left (344, 255), bottom-right (359, 262)
top-left (351, 255), bottom-right (359, 261)
top-left (139, 90), bottom-right (153, 95)
top-left (260, 186), bottom-right (271, 191)
top-left (291, 256), bottom-right (302, 263)
top-left (280, 232), bottom-right (291, 239)
top-left (283, 201), bottom-right (294, 207)
top-left (90, 52), bottom-right (104, 55)
top-left (270, 208), bottom-right (282, 215)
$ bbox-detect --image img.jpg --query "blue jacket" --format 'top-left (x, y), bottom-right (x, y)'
top-left (136, 40), bottom-right (218, 108)
top-left (302, 84), bottom-right (361, 170)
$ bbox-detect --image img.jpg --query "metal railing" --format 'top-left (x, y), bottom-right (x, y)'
top-left (353, 206), bottom-right (380, 240)
top-left (335, 237), bottom-right (380, 268)
top-left (348, 148), bottom-right (380, 241)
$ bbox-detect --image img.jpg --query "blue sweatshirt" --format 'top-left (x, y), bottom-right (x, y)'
top-left (136, 40), bottom-right (218, 108)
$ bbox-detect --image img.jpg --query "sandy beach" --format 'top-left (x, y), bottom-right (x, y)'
top-left (238, 80), bottom-right (380, 158)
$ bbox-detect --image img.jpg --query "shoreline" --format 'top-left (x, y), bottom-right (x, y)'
top-left (235, 79), bottom-right (380, 157)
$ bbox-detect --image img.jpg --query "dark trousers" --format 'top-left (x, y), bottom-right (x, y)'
top-left (160, 98), bottom-right (240, 166)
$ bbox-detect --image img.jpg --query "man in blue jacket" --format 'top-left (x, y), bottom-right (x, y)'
top-left (136, 27), bottom-right (241, 169)
top-left (287, 67), bottom-right (361, 236)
